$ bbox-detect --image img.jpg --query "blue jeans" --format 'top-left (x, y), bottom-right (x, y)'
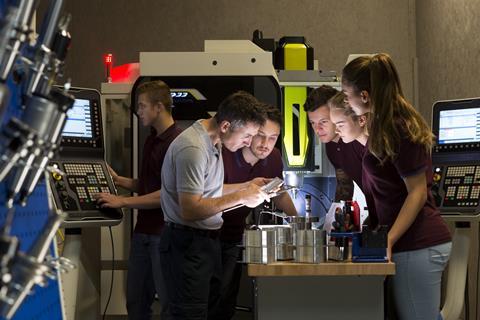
top-left (391, 242), bottom-right (452, 320)
top-left (126, 232), bottom-right (166, 320)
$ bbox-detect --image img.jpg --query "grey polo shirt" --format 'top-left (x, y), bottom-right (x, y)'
top-left (160, 120), bottom-right (224, 230)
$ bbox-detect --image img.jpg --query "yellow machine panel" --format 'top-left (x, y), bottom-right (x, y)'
top-left (283, 43), bottom-right (308, 70)
top-left (283, 86), bottom-right (309, 167)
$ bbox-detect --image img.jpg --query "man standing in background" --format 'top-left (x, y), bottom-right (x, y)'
top-left (95, 80), bottom-right (181, 319)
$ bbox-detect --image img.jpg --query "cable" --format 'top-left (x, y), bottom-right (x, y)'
top-left (102, 226), bottom-right (114, 320)
top-left (56, 228), bottom-right (65, 241)
top-left (464, 269), bottom-right (469, 320)
top-left (55, 229), bottom-right (65, 254)
top-left (476, 223), bottom-right (480, 320)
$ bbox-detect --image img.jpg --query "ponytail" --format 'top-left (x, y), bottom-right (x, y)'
top-left (343, 53), bottom-right (434, 162)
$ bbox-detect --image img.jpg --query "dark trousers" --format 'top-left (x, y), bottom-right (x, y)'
top-left (159, 225), bottom-right (222, 320)
top-left (209, 241), bottom-right (243, 320)
top-left (126, 232), bottom-right (166, 320)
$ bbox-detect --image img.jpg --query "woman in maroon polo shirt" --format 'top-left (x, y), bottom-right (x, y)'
top-left (342, 53), bottom-right (452, 320)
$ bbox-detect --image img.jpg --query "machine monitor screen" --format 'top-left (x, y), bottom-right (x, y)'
top-left (438, 107), bottom-right (480, 144)
top-left (62, 98), bottom-right (93, 138)
top-left (58, 88), bottom-right (103, 150)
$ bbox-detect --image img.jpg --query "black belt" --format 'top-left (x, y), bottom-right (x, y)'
top-left (165, 221), bottom-right (220, 239)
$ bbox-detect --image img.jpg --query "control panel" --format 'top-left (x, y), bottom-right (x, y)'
top-left (431, 98), bottom-right (480, 215)
top-left (50, 160), bottom-right (122, 226)
top-left (48, 87), bottom-right (123, 227)
top-left (432, 165), bottom-right (480, 212)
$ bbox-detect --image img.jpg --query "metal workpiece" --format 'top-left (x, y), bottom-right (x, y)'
top-left (259, 225), bottom-right (295, 261)
top-left (295, 228), bottom-right (325, 246)
top-left (272, 225), bottom-right (293, 244)
top-left (276, 244), bottom-right (294, 261)
top-left (286, 216), bottom-right (320, 246)
top-left (295, 229), bottom-right (326, 263)
top-left (243, 228), bottom-right (276, 248)
top-left (243, 225), bottom-right (298, 263)
top-left (243, 228), bottom-right (277, 264)
top-left (244, 247), bottom-right (277, 265)
top-left (296, 246), bottom-right (325, 264)
top-left (244, 219), bottom-right (330, 264)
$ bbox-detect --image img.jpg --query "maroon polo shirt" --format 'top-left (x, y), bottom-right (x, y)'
top-left (362, 137), bottom-right (451, 253)
top-left (221, 147), bottom-right (283, 242)
top-left (135, 124), bottom-right (182, 234)
top-left (326, 139), bottom-right (378, 227)
top-left (325, 139), bottom-right (365, 189)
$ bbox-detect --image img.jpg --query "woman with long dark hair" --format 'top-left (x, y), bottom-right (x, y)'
top-left (342, 53), bottom-right (452, 320)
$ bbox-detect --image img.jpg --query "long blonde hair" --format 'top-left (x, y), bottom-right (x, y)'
top-left (328, 91), bottom-right (358, 120)
top-left (342, 53), bottom-right (433, 161)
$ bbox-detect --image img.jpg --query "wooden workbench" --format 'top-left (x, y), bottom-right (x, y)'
top-left (248, 261), bottom-right (395, 277)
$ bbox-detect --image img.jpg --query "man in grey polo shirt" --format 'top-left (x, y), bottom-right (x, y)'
top-left (159, 91), bottom-right (270, 320)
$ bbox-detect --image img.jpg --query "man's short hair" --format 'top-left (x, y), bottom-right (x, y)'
top-left (136, 80), bottom-right (173, 113)
top-left (258, 103), bottom-right (282, 128)
top-left (303, 85), bottom-right (338, 112)
top-left (215, 91), bottom-right (266, 129)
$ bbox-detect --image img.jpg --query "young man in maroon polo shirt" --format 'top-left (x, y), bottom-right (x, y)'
top-left (304, 85), bottom-right (365, 201)
top-left (209, 103), bottom-right (297, 320)
top-left (95, 80), bottom-right (182, 319)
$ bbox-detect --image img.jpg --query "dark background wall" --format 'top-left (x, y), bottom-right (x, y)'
top-left (416, 0), bottom-right (480, 121)
top-left (416, 2), bottom-right (480, 317)
top-left (43, 1), bottom-right (480, 126)
top-left (39, 0), bottom-right (417, 103)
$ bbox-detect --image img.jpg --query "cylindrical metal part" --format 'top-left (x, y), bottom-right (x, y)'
top-left (21, 95), bottom-right (59, 139)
